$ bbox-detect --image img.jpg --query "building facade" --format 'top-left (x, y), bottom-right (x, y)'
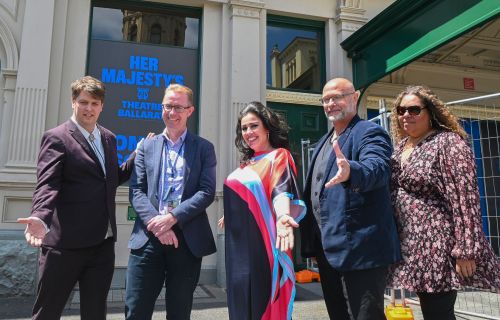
top-left (0, 0), bottom-right (498, 295)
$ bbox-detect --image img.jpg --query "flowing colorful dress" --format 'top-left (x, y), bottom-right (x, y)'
top-left (388, 130), bottom-right (500, 293)
top-left (224, 148), bottom-right (307, 320)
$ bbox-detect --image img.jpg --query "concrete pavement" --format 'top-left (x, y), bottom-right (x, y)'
top-left (0, 283), bottom-right (330, 320)
top-left (3, 282), bottom-right (490, 320)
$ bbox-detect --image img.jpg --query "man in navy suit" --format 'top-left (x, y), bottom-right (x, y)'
top-left (125, 84), bottom-right (217, 320)
top-left (300, 78), bottom-right (401, 320)
top-left (17, 76), bottom-right (135, 319)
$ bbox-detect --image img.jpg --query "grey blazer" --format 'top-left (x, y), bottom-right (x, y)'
top-left (128, 131), bottom-right (217, 257)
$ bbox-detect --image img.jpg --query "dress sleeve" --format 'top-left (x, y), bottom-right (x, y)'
top-left (270, 148), bottom-right (306, 223)
top-left (439, 133), bottom-right (484, 260)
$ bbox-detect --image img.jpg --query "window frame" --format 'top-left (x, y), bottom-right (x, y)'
top-left (266, 14), bottom-right (326, 94)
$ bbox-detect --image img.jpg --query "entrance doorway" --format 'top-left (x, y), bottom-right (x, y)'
top-left (268, 102), bottom-right (327, 188)
top-left (268, 101), bottom-right (327, 269)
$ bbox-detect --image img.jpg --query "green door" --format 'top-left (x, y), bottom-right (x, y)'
top-left (268, 102), bottom-right (327, 189)
top-left (268, 101), bottom-right (327, 270)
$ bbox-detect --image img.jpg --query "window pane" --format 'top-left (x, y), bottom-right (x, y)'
top-left (267, 23), bottom-right (322, 92)
top-left (150, 24), bottom-right (162, 44)
top-left (91, 6), bottom-right (199, 49)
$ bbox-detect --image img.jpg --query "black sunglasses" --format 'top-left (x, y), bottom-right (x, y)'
top-left (396, 105), bottom-right (426, 116)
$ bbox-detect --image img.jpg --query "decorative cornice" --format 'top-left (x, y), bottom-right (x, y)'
top-left (362, 98), bottom-right (498, 122)
top-left (0, 172), bottom-right (36, 185)
top-left (334, 3), bottom-right (367, 34)
top-left (266, 89), bottom-right (322, 106)
top-left (335, 20), bottom-right (365, 33)
top-left (366, 95), bottom-right (395, 109)
top-left (337, 6), bottom-right (365, 17)
top-left (447, 104), bottom-right (500, 121)
top-left (1, 68), bottom-right (17, 77)
top-left (338, 0), bottom-right (364, 10)
top-left (229, 0), bottom-right (264, 9)
top-left (230, 4), bottom-right (261, 18)
top-left (340, 0), bottom-right (433, 54)
top-left (409, 61), bottom-right (500, 79)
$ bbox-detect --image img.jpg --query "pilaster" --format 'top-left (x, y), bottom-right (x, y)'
top-left (4, 0), bottom-right (54, 172)
top-left (226, 0), bottom-right (265, 169)
top-left (326, 0), bottom-right (367, 80)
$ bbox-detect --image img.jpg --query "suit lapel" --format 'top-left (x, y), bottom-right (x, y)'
top-left (68, 121), bottom-right (103, 175)
top-left (183, 131), bottom-right (195, 190)
top-left (99, 126), bottom-right (112, 176)
top-left (151, 135), bottom-right (164, 202)
top-left (305, 130), bottom-right (333, 192)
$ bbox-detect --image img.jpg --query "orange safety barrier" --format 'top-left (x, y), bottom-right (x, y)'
top-left (295, 269), bottom-right (320, 283)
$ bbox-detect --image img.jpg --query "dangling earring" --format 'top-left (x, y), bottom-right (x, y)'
top-left (267, 132), bottom-right (270, 140)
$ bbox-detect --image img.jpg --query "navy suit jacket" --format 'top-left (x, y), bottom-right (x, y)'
top-left (300, 115), bottom-right (401, 271)
top-left (31, 120), bottom-right (134, 248)
top-left (128, 131), bottom-right (217, 258)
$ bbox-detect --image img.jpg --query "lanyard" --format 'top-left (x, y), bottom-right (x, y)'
top-left (159, 138), bottom-right (185, 204)
top-left (164, 138), bottom-right (185, 178)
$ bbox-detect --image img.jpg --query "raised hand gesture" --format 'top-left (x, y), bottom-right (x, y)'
top-left (325, 139), bottom-right (350, 188)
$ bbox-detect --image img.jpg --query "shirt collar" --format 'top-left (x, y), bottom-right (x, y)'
top-left (70, 116), bottom-right (99, 140)
top-left (162, 129), bottom-right (187, 145)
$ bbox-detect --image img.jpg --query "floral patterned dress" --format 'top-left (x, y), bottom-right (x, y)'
top-left (388, 130), bottom-right (500, 292)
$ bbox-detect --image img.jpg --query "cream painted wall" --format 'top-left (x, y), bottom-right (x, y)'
top-left (0, 0), bottom-right (396, 281)
top-left (7, 0), bottom-right (487, 288)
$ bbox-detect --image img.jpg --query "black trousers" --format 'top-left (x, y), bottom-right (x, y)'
top-left (417, 291), bottom-right (457, 320)
top-left (125, 230), bottom-right (202, 320)
top-left (316, 249), bottom-right (388, 320)
top-left (33, 237), bottom-right (115, 320)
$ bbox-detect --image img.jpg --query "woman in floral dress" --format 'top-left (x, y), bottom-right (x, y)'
top-left (388, 85), bottom-right (500, 320)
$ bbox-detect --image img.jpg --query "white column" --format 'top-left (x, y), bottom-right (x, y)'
top-left (227, 0), bottom-right (265, 169)
top-left (206, 0), bottom-right (265, 286)
top-left (326, 0), bottom-right (367, 80)
top-left (4, 0), bottom-right (55, 172)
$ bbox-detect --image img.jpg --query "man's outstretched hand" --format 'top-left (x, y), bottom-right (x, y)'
top-left (17, 217), bottom-right (46, 247)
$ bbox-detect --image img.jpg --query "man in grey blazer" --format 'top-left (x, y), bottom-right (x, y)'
top-left (125, 84), bottom-right (217, 320)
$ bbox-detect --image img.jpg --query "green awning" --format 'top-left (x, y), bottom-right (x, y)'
top-left (340, 0), bottom-right (500, 90)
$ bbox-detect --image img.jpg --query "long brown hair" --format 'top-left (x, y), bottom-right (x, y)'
top-left (390, 85), bottom-right (467, 144)
top-left (235, 102), bottom-right (290, 163)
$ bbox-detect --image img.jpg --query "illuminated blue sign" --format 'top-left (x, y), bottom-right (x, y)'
top-left (88, 40), bottom-right (198, 164)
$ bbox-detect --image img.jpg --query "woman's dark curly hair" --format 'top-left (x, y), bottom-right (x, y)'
top-left (390, 85), bottom-right (468, 144)
top-left (235, 101), bottom-right (290, 163)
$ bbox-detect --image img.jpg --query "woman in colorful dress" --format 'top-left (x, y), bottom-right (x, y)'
top-left (388, 85), bottom-right (500, 320)
top-left (223, 101), bottom-right (306, 320)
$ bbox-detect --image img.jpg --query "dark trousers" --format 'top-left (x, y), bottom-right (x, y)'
top-left (32, 237), bottom-right (115, 320)
top-left (417, 291), bottom-right (457, 320)
top-left (125, 230), bottom-right (202, 320)
top-left (316, 250), bottom-right (387, 320)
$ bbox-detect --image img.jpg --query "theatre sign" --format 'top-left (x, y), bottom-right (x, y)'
top-left (88, 39), bottom-right (198, 164)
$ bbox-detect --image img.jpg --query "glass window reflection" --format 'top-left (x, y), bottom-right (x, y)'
top-left (267, 19), bottom-right (323, 93)
top-left (91, 6), bottom-right (199, 49)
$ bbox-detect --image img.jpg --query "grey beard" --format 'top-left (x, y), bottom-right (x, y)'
top-left (326, 111), bottom-right (346, 122)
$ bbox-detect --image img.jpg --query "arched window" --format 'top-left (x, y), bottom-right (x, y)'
top-left (129, 24), bottom-right (137, 42)
top-left (150, 24), bottom-right (161, 44)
